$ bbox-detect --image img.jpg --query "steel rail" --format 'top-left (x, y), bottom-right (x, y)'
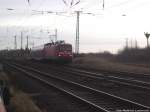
top-left (54, 65), bottom-right (150, 90)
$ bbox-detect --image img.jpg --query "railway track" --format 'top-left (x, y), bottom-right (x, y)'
top-left (12, 61), bottom-right (150, 106)
top-left (34, 63), bottom-right (150, 91)
top-left (67, 64), bottom-right (150, 83)
top-left (22, 61), bottom-right (150, 89)
top-left (4, 62), bottom-right (150, 112)
top-left (59, 65), bottom-right (150, 90)
top-left (16, 61), bottom-right (150, 91)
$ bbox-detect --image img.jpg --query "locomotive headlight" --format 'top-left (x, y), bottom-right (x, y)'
top-left (58, 52), bottom-right (64, 56)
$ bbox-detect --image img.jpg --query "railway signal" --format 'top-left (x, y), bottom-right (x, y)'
top-left (144, 32), bottom-right (150, 48)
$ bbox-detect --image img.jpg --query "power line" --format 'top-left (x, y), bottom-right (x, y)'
top-left (5, 1), bottom-right (99, 53)
top-left (9, 0), bottom-right (46, 28)
top-left (28, 9), bottom-right (96, 54)
top-left (62, 0), bottom-right (68, 6)
top-left (48, 29), bottom-right (58, 42)
top-left (62, 0), bottom-right (80, 8)
top-left (106, 0), bottom-right (137, 10)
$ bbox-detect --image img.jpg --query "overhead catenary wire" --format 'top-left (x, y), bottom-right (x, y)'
top-left (9, 0), bottom-right (46, 29)
top-left (4, 0), bottom-right (137, 51)
top-left (5, 0), bottom-right (99, 52)
top-left (10, 0), bottom-right (47, 42)
top-left (27, 0), bottom-right (30, 6)
top-left (6, 0), bottom-right (81, 29)
top-left (17, 0), bottom-right (46, 27)
top-left (105, 0), bottom-right (137, 10)
top-left (73, 0), bottom-right (80, 6)
top-left (71, 0), bottom-right (74, 6)
top-left (62, 0), bottom-right (80, 8)
top-left (62, 0), bottom-right (68, 6)
top-left (4, 0), bottom-right (144, 27)
top-left (3, 0), bottom-right (47, 50)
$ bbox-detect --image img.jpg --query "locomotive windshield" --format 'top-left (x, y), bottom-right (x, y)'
top-left (59, 45), bottom-right (72, 51)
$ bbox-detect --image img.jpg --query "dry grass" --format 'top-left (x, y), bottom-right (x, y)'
top-left (0, 72), bottom-right (41, 112)
top-left (0, 72), bottom-right (9, 82)
top-left (72, 56), bottom-right (150, 74)
top-left (11, 90), bottom-right (41, 112)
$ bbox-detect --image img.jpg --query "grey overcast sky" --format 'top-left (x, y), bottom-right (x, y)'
top-left (0, 0), bottom-right (150, 53)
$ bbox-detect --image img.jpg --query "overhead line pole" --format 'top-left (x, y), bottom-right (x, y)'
top-left (21, 32), bottom-right (23, 50)
top-left (75, 11), bottom-right (81, 54)
top-left (130, 39), bottom-right (132, 49)
top-left (48, 29), bottom-right (58, 43)
top-left (14, 35), bottom-right (17, 50)
top-left (135, 39), bottom-right (138, 49)
top-left (125, 38), bottom-right (128, 49)
top-left (103, 0), bottom-right (105, 10)
top-left (26, 35), bottom-right (29, 50)
top-left (55, 29), bottom-right (57, 42)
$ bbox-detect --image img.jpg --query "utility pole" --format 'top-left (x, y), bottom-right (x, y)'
top-left (26, 35), bottom-right (29, 49)
top-left (48, 29), bottom-right (58, 43)
top-left (103, 0), bottom-right (105, 10)
top-left (75, 11), bottom-right (81, 54)
top-left (135, 39), bottom-right (138, 49)
top-left (14, 35), bottom-right (17, 50)
top-left (130, 39), bottom-right (133, 49)
top-left (21, 32), bottom-right (23, 50)
top-left (125, 38), bottom-right (128, 49)
top-left (55, 29), bottom-right (57, 42)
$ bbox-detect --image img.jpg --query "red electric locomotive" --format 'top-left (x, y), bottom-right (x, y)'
top-left (30, 41), bottom-right (73, 62)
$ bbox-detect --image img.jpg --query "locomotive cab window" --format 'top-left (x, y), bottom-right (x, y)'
top-left (59, 45), bottom-right (72, 51)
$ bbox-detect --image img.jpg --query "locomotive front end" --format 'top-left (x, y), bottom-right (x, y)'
top-left (57, 44), bottom-right (73, 62)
